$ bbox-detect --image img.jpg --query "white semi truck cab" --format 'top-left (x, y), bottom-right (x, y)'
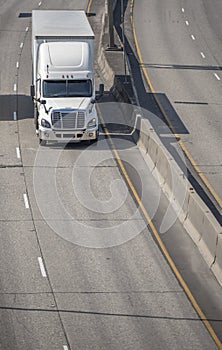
top-left (31, 10), bottom-right (99, 145)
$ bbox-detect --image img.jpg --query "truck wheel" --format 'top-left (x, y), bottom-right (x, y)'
top-left (90, 131), bottom-right (99, 144)
top-left (34, 107), bottom-right (39, 128)
top-left (39, 138), bottom-right (47, 146)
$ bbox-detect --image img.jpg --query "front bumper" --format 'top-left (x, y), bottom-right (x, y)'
top-left (39, 127), bottom-right (98, 142)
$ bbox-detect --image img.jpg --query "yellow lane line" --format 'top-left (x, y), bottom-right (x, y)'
top-left (86, 0), bottom-right (93, 14)
top-left (99, 107), bottom-right (222, 349)
top-left (130, 0), bottom-right (222, 208)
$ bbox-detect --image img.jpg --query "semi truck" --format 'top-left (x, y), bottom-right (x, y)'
top-left (30, 10), bottom-right (99, 145)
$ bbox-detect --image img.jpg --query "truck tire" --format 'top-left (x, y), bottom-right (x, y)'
top-left (34, 106), bottom-right (39, 128)
top-left (39, 138), bottom-right (47, 146)
top-left (90, 131), bottom-right (99, 144)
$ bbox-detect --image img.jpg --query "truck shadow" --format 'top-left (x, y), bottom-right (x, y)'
top-left (0, 95), bottom-right (33, 121)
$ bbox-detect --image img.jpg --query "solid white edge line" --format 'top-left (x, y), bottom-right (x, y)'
top-left (214, 73), bottom-right (220, 81)
top-left (63, 346), bottom-right (69, 350)
top-left (38, 257), bottom-right (47, 277)
top-left (13, 111), bottom-right (17, 120)
top-left (16, 147), bottom-right (21, 159)
top-left (23, 193), bottom-right (29, 209)
top-left (14, 84), bottom-right (17, 92)
top-left (191, 34), bottom-right (195, 40)
top-left (200, 52), bottom-right (205, 58)
top-left (185, 20), bottom-right (189, 26)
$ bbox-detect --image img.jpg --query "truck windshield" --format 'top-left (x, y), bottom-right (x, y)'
top-left (43, 80), bottom-right (92, 98)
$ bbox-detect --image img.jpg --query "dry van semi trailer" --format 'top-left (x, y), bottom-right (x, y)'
top-left (31, 10), bottom-right (99, 145)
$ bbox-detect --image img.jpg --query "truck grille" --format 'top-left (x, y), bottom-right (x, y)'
top-left (51, 111), bottom-right (85, 130)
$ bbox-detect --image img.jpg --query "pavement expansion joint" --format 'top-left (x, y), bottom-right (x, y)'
top-left (52, 290), bottom-right (184, 295)
top-left (0, 164), bottom-right (22, 168)
top-left (0, 292), bottom-right (55, 295)
top-left (29, 165), bottom-right (118, 169)
top-left (33, 219), bottom-right (144, 222)
top-left (0, 219), bottom-right (34, 222)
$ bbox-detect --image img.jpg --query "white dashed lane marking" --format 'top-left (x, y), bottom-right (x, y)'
top-left (214, 73), bottom-right (220, 81)
top-left (200, 52), bottom-right (205, 58)
top-left (38, 257), bottom-right (47, 277)
top-left (16, 147), bottom-right (21, 159)
top-left (23, 193), bottom-right (29, 209)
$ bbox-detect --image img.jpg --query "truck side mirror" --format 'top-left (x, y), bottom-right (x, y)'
top-left (30, 85), bottom-right (35, 98)
top-left (40, 100), bottom-right (46, 105)
top-left (96, 84), bottom-right (104, 100)
top-left (99, 83), bottom-right (104, 97)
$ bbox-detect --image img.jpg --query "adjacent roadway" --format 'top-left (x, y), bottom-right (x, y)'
top-left (133, 0), bottom-right (222, 210)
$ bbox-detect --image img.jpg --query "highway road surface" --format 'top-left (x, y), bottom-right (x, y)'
top-left (0, 0), bottom-right (221, 349)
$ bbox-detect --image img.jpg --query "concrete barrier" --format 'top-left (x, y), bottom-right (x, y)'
top-left (155, 145), bottom-right (172, 187)
top-left (212, 234), bottom-right (222, 286)
top-left (134, 115), bottom-right (222, 282)
top-left (138, 119), bottom-right (222, 286)
top-left (164, 163), bottom-right (190, 224)
top-left (97, 13), bottom-right (115, 89)
top-left (137, 119), bottom-right (150, 152)
top-left (199, 211), bottom-right (221, 267)
top-left (139, 120), bottom-right (189, 224)
top-left (183, 191), bottom-right (207, 245)
top-left (97, 48), bottom-right (114, 89)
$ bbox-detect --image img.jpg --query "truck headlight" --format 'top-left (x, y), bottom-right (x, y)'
top-left (87, 118), bottom-right (97, 128)
top-left (41, 118), bottom-right (51, 128)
